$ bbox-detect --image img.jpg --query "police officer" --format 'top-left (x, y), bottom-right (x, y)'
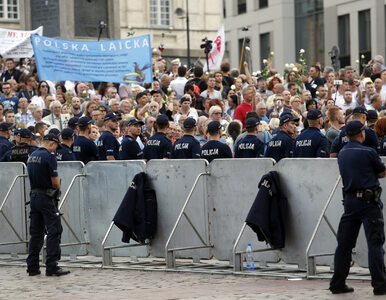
top-left (171, 118), bottom-right (201, 159)
top-left (0, 128), bottom-right (38, 163)
top-left (201, 120), bottom-right (232, 162)
top-left (330, 107), bottom-right (379, 157)
top-left (265, 114), bottom-right (299, 162)
top-left (329, 121), bottom-right (386, 295)
top-left (72, 116), bottom-right (98, 164)
top-left (26, 133), bottom-right (70, 276)
top-left (234, 117), bottom-right (265, 158)
top-left (143, 114), bottom-right (172, 161)
top-left (97, 112), bottom-right (120, 160)
top-left (0, 122), bottom-right (12, 158)
top-left (119, 118), bottom-right (143, 160)
top-left (56, 128), bottom-right (76, 161)
top-left (293, 109), bottom-right (327, 157)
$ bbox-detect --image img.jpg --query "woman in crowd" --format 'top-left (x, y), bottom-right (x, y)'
top-left (30, 81), bottom-right (51, 109)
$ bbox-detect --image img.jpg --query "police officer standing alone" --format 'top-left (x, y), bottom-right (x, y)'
top-left (26, 133), bottom-right (70, 276)
top-left (56, 128), bottom-right (76, 161)
top-left (329, 121), bottom-right (386, 295)
top-left (265, 114), bottom-right (299, 162)
top-left (0, 122), bottom-right (12, 158)
top-left (171, 118), bottom-right (201, 159)
top-left (234, 117), bottom-right (265, 158)
top-left (293, 109), bottom-right (327, 158)
top-left (143, 114), bottom-right (172, 161)
top-left (201, 120), bottom-right (232, 162)
top-left (119, 118), bottom-right (143, 160)
top-left (97, 112), bottom-right (120, 160)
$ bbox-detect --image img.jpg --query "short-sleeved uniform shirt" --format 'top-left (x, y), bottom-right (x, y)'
top-left (265, 130), bottom-right (295, 162)
top-left (73, 135), bottom-right (98, 164)
top-left (56, 144), bottom-right (76, 161)
top-left (119, 135), bottom-right (143, 160)
top-left (171, 135), bottom-right (201, 159)
top-left (97, 131), bottom-right (120, 160)
top-left (201, 140), bottom-right (232, 163)
top-left (143, 132), bottom-right (172, 160)
top-left (0, 136), bottom-right (13, 158)
top-left (330, 125), bottom-right (379, 155)
top-left (293, 127), bottom-right (327, 158)
top-left (0, 144), bottom-right (38, 163)
top-left (234, 134), bottom-right (264, 158)
top-left (338, 140), bottom-right (385, 192)
top-left (27, 148), bottom-right (58, 189)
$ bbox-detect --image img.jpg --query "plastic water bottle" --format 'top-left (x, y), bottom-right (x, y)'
top-left (246, 243), bottom-right (254, 270)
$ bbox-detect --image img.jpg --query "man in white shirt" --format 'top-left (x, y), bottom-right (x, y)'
top-left (201, 74), bottom-right (222, 100)
top-left (169, 66), bottom-right (188, 101)
top-left (174, 94), bottom-right (198, 125)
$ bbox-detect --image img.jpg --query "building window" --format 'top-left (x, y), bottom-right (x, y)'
top-left (0, 0), bottom-right (19, 20)
top-left (238, 0), bottom-right (247, 14)
top-left (338, 14), bottom-right (350, 68)
top-left (295, 0), bottom-right (324, 66)
top-left (358, 9), bottom-right (371, 67)
top-left (259, 0), bottom-right (268, 9)
top-left (150, 0), bottom-right (171, 26)
top-left (260, 32), bottom-right (270, 69)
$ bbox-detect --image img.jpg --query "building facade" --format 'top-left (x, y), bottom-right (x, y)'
top-left (223, 0), bottom-right (386, 74)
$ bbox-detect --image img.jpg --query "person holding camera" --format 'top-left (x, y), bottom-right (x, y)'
top-left (26, 133), bottom-right (70, 277)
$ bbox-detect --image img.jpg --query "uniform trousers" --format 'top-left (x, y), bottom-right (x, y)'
top-left (330, 196), bottom-right (386, 290)
top-left (26, 194), bottom-right (63, 272)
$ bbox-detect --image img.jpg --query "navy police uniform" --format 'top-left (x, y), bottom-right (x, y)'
top-left (330, 121), bottom-right (386, 295)
top-left (201, 120), bottom-right (232, 163)
top-left (0, 122), bottom-right (12, 157)
top-left (56, 128), bottom-right (76, 161)
top-left (235, 134), bottom-right (264, 158)
top-left (0, 129), bottom-right (37, 163)
top-left (171, 118), bottom-right (201, 159)
top-left (73, 136), bottom-right (97, 164)
top-left (293, 109), bottom-right (327, 158)
top-left (380, 136), bottom-right (386, 156)
top-left (119, 135), bottom-right (143, 160)
top-left (26, 134), bottom-right (67, 276)
top-left (143, 115), bottom-right (172, 160)
top-left (97, 130), bottom-right (120, 160)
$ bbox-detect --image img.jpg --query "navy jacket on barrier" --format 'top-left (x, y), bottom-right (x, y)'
top-left (113, 172), bottom-right (157, 243)
top-left (246, 171), bottom-right (287, 249)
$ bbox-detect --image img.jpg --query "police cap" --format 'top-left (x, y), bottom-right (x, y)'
top-left (279, 113), bottom-right (300, 126)
top-left (18, 128), bottom-right (33, 139)
top-left (156, 114), bottom-right (169, 126)
top-left (61, 128), bottom-right (75, 139)
top-left (352, 106), bottom-right (368, 115)
top-left (68, 117), bottom-right (79, 128)
top-left (346, 120), bottom-right (365, 136)
top-left (183, 117), bottom-right (196, 129)
top-left (43, 133), bottom-right (63, 149)
top-left (127, 118), bottom-right (144, 126)
top-left (207, 120), bottom-right (222, 134)
top-left (245, 117), bottom-right (260, 129)
top-left (48, 128), bottom-right (61, 137)
top-left (104, 112), bottom-right (120, 121)
top-left (307, 109), bottom-right (323, 120)
top-left (367, 110), bottom-right (378, 121)
top-left (0, 122), bottom-right (12, 131)
top-left (78, 116), bottom-right (93, 126)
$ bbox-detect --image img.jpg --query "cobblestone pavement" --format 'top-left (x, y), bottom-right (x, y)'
top-left (0, 265), bottom-right (380, 300)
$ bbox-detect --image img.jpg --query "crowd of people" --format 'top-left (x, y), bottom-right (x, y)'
top-left (0, 49), bottom-right (385, 164)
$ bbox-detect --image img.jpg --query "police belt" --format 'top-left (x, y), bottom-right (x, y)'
top-left (343, 187), bottom-right (382, 202)
top-left (30, 188), bottom-right (58, 198)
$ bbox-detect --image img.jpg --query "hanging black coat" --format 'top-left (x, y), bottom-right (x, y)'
top-left (113, 172), bottom-right (157, 243)
top-left (246, 171), bottom-right (287, 249)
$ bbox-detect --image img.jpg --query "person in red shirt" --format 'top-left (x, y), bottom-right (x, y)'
top-left (234, 84), bottom-right (256, 127)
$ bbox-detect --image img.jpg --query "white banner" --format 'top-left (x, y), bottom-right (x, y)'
top-left (204, 25), bottom-right (225, 72)
top-left (0, 26), bottom-right (43, 58)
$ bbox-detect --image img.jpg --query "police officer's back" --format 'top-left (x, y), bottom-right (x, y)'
top-left (201, 120), bottom-right (232, 163)
top-left (293, 109), bottom-right (327, 158)
top-left (0, 128), bottom-right (38, 163)
top-left (143, 114), bottom-right (172, 161)
top-left (0, 122), bottom-right (13, 158)
top-left (97, 112), bottom-right (120, 160)
top-left (26, 133), bottom-right (70, 276)
top-left (265, 114), bottom-right (298, 162)
top-left (56, 128), bottom-right (76, 161)
top-left (330, 107), bottom-right (379, 157)
top-left (329, 121), bottom-right (386, 295)
top-left (119, 118), bottom-right (144, 160)
top-left (234, 117), bottom-right (264, 158)
top-left (72, 116), bottom-right (98, 164)
top-left (171, 118), bottom-right (201, 159)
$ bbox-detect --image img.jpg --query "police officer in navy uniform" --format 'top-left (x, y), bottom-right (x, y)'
top-left (330, 121), bottom-right (386, 295)
top-left (72, 116), bottom-right (98, 164)
top-left (0, 128), bottom-right (38, 163)
top-left (143, 114), bottom-right (172, 161)
top-left (97, 112), bottom-right (120, 160)
top-left (56, 128), bottom-right (76, 161)
top-left (235, 117), bottom-right (265, 158)
top-left (330, 107), bottom-right (379, 157)
top-left (171, 118), bottom-right (201, 159)
top-left (119, 118), bottom-right (143, 160)
top-left (26, 133), bottom-right (70, 276)
top-left (201, 120), bottom-right (232, 163)
top-left (0, 122), bottom-right (13, 158)
top-left (293, 109), bottom-right (327, 158)
top-left (265, 113), bottom-right (299, 162)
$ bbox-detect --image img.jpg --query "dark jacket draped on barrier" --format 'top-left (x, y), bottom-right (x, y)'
top-left (246, 171), bottom-right (287, 249)
top-left (113, 172), bottom-right (157, 243)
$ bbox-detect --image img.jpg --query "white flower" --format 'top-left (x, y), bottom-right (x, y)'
top-left (299, 49), bottom-right (305, 54)
top-left (361, 54), bottom-right (365, 59)
top-left (285, 63), bottom-right (289, 68)
top-left (256, 71), bottom-right (261, 75)
top-left (231, 84), bottom-right (236, 90)
top-left (270, 51), bottom-right (274, 56)
top-left (293, 67), bottom-right (298, 72)
top-left (205, 71), bottom-right (209, 76)
top-left (245, 46), bottom-right (250, 52)
top-left (263, 59), bottom-right (267, 64)
top-left (167, 87), bottom-right (172, 92)
top-left (355, 60), bottom-right (360, 64)
top-left (316, 91), bottom-right (319, 96)
top-left (252, 72), bottom-right (258, 77)
top-left (289, 63), bottom-right (295, 68)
